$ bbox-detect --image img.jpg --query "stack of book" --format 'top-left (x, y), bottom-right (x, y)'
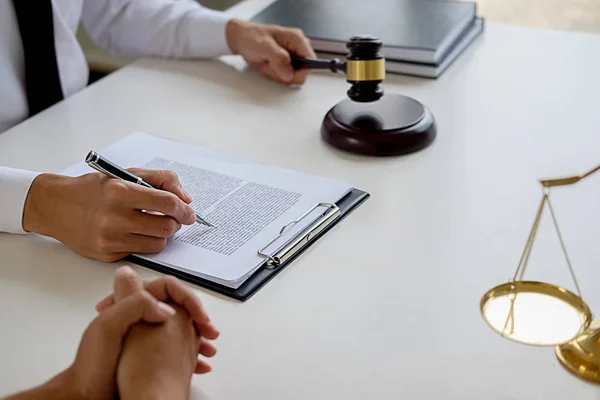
top-left (251, 0), bottom-right (484, 79)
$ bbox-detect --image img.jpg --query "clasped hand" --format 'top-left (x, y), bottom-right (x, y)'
top-left (5, 266), bottom-right (219, 400)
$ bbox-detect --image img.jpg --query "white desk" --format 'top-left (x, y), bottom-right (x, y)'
top-left (2, 4), bottom-right (600, 398)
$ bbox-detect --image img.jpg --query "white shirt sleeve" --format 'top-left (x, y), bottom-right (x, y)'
top-left (80, 0), bottom-right (234, 59)
top-left (0, 167), bottom-right (39, 234)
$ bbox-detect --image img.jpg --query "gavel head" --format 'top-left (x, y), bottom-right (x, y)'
top-left (345, 35), bottom-right (385, 103)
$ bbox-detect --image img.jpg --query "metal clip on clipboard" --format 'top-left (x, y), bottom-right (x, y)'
top-left (257, 202), bottom-right (341, 267)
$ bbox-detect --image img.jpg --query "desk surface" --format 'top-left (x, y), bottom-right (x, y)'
top-left (2, 3), bottom-right (600, 398)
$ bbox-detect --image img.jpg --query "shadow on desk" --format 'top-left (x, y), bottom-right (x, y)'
top-left (131, 56), bottom-right (312, 107)
top-left (0, 234), bottom-right (118, 308)
top-left (0, 233), bottom-right (242, 307)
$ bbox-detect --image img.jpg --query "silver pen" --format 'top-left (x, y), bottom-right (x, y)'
top-left (85, 151), bottom-right (215, 228)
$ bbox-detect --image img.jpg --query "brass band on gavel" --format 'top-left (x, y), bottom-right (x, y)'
top-left (346, 59), bottom-right (386, 82)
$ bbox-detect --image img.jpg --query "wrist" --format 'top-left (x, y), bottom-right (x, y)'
top-left (22, 173), bottom-right (71, 237)
top-left (120, 376), bottom-right (189, 400)
top-left (4, 369), bottom-right (80, 400)
top-left (225, 18), bottom-right (248, 55)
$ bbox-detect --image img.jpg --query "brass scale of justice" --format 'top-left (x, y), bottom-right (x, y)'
top-left (480, 164), bottom-right (600, 384)
top-left (296, 35), bottom-right (600, 383)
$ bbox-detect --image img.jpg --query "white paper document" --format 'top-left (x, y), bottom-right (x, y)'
top-left (61, 132), bottom-right (354, 288)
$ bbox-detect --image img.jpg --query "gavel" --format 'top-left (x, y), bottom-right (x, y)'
top-left (291, 35), bottom-right (437, 157)
top-left (292, 35), bottom-right (385, 103)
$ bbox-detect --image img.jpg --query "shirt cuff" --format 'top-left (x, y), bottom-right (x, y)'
top-left (185, 8), bottom-right (234, 57)
top-left (0, 167), bottom-right (40, 234)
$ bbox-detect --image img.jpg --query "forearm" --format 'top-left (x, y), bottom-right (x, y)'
top-left (81, 0), bottom-right (233, 59)
top-left (3, 371), bottom-right (76, 400)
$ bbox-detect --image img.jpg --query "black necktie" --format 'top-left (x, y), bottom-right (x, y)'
top-left (12, 0), bottom-right (64, 117)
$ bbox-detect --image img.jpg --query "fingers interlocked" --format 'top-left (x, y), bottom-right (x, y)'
top-left (100, 266), bottom-right (219, 374)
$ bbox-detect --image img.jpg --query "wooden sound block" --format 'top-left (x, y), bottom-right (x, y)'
top-left (321, 94), bottom-right (437, 156)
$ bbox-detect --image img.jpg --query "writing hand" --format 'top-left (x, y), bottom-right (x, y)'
top-left (22, 168), bottom-right (196, 262)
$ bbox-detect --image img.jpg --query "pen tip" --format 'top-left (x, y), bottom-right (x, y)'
top-left (196, 216), bottom-right (215, 228)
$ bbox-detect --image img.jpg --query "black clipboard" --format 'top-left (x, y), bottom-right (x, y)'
top-left (125, 188), bottom-right (369, 301)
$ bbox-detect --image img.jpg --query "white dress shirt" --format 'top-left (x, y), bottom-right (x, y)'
top-left (0, 0), bottom-right (233, 234)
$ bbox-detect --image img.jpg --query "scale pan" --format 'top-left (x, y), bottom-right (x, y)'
top-left (480, 281), bottom-right (592, 346)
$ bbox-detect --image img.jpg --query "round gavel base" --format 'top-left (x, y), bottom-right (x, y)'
top-left (321, 94), bottom-right (436, 156)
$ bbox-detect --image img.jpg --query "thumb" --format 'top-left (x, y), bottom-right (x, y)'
top-left (113, 265), bottom-right (144, 302)
top-left (97, 290), bottom-right (175, 340)
top-left (261, 38), bottom-right (294, 83)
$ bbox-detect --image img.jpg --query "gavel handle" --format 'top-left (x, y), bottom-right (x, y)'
top-left (291, 56), bottom-right (346, 74)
